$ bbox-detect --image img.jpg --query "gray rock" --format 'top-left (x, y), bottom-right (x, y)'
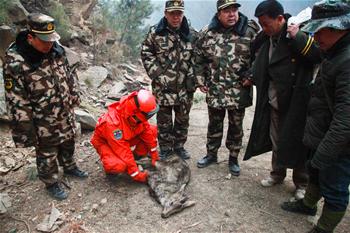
top-left (7, 0), bottom-right (28, 25)
top-left (75, 109), bottom-right (97, 131)
top-left (62, 46), bottom-right (80, 67)
top-left (0, 68), bottom-right (9, 121)
top-left (0, 156), bottom-right (15, 174)
top-left (119, 63), bottom-right (140, 74)
top-left (75, 122), bottom-right (82, 140)
top-left (107, 82), bottom-right (127, 100)
top-left (36, 206), bottom-right (63, 232)
top-left (0, 26), bottom-right (15, 61)
top-left (0, 193), bottom-right (11, 214)
top-left (78, 66), bottom-right (109, 88)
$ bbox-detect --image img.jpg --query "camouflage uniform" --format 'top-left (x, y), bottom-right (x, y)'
top-left (3, 14), bottom-right (80, 186)
top-left (141, 0), bottom-right (198, 155)
top-left (195, 11), bottom-right (258, 159)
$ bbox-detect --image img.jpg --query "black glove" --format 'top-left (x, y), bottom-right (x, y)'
top-left (306, 160), bottom-right (319, 185)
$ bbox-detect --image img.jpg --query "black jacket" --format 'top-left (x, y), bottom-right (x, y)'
top-left (304, 32), bottom-right (350, 170)
top-left (244, 24), bottom-right (321, 168)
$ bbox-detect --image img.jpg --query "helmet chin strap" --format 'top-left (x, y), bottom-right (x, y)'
top-left (127, 115), bottom-right (143, 126)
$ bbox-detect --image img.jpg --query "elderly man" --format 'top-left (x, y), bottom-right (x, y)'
top-left (3, 13), bottom-right (87, 200)
top-left (195, 0), bottom-right (258, 176)
top-left (281, 1), bottom-right (350, 232)
top-left (244, 0), bottom-right (321, 200)
top-left (141, 0), bottom-right (198, 160)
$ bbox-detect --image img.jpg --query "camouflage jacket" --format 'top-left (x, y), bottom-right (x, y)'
top-left (3, 31), bottom-right (80, 148)
top-left (195, 13), bottom-right (259, 109)
top-left (141, 17), bottom-right (198, 106)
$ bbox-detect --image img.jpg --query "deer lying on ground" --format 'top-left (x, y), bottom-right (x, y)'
top-left (140, 153), bottom-right (195, 218)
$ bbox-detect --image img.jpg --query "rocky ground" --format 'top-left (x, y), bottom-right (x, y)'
top-left (0, 91), bottom-right (349, 233)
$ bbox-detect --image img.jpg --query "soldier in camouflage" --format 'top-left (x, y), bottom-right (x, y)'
top-left (3, 13), bottom-right (88, 200)
top-left (141, 0), bottom-right (198, 160)
top-left (195, 0), bottom-right (258, 176)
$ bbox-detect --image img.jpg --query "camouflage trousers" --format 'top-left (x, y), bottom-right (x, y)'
top-left (206, 106), bottom-right (245, 158)
top-left (36, 139), bottom-right (77, 186)
top-left (157, 102), bottom-right (192, 151)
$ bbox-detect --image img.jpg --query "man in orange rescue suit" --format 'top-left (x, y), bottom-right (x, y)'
top-left (91, 90), bottom-right (160, 183)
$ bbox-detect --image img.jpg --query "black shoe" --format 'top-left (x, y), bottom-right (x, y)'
top-left (197, 155), bottom-right (217, 168)
top-left (160, 149), bottom-right (173, 161)
top-left (229, 163), bottom-right (240, 176)
top-left (229, 156), bottom-right (240, 176)
top-left (46, 183), bottom-right (68, 200)
top-left (308, 226), bottom-right (330, 233)
top-left (281, 199), bottom-right (317, 216)
top-left (174, 147), bottom-right (190, 160)
top-left (64, 167), bottom-right (88, 178)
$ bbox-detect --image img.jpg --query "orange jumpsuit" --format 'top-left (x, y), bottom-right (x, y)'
top-left (91, 92), bottom-right (158, 182)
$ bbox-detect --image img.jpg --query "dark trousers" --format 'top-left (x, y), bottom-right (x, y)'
top-left (270, 107), bottom-right (308, 189)
top-left (206, 106), bottom-right (245, 158)
top-left (309, 155), bottom-right (350, 211)
top-left (36, 139), bottom-right (77, 186)
top-left (157, 103), bottom-right (192, 151)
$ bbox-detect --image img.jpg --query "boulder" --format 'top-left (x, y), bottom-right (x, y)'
top-left (57, 0), bottom-right (98, 26)
top-left (0, 193), bottom-right (11, 214)
top-left (107, 81), bottom-right (127, 100)
top-left (62, 46), bottom-right (80, 67)
top-left (119, 63), bottom-right (141, 75)
top-left (7, 0), bottom-right (28, 25)
top-left (75, 109), bottom-right (97, 131)
top-left (0, 26), bottom-right (15, 61)
top-left (78, 66), bottom-right (109, 88)
top-left (0, 68), bottom-right (9, 121)
top-left (0, 155), bottom-right (16, 174)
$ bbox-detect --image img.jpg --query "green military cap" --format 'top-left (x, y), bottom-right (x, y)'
top-left (302, 0), bottom-right (350, 33)
top-left (217, 0), bottom-right (241, 11)
top-left (27, 13), bottom-right (60, 42)
top-left (165, 0), bottom-right (184, 12)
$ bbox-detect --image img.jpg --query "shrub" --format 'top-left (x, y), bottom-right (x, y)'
top-left (0, 0), bottom-right (10, 24)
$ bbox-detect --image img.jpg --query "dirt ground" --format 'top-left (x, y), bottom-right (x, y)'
top-left (0, 96), bottom-right (349, 233)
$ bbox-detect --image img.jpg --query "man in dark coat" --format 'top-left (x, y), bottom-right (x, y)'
top-left (244, 0), bottom-right (321, 199)
top-left (281, 1), bottom-right (350, 232)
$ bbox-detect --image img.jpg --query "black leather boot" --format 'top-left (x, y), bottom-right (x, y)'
top-left (197, 155), bottom-right (217, 168)
top-left (160, 149), bottom-right (173, 161)
top-left (174, 147), bottom-right (190, 160)
top-left (308, 226), bottom-right (331, 233)
top-left (281, 199), bottom-right (317, 216)
top-left (46, 182), bottom-right (68, 200)
top-left (229, 156), bottom-right (240, 176)
top-left (64, 167), bottom-right (88, 178)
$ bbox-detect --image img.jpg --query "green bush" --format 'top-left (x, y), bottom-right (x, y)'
top-left (99, 0), bottom-right (155, 60)
top-left (0, 0), bottom-right (10, 24)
